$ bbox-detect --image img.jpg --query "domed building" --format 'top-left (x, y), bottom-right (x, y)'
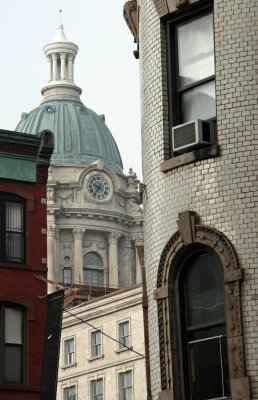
top-left (16, 25), bottom-right (143, 293)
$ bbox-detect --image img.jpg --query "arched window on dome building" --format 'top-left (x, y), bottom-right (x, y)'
top-left (83, 252), bottom-right (104, 287)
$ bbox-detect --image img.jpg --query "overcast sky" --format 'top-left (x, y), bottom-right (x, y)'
top-left (0, 0), bottom-right (142, 179)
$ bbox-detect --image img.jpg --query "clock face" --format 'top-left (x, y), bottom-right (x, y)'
top-left (88, 174), bottom-right (110, 200)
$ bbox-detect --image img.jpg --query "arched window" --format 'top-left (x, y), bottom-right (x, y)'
top-left (155, 211), bottom-right (250, 400)
top-left (175, 249), bottom-right (230, 399)
top-left (83, 252), bottom-right (104, 287)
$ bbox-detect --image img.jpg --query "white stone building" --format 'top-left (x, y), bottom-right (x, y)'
top-left (56, 284), bottom-right (146, 400)
top-left (15, 25), bottom-right (143, 292)
top-left (124, 0), bottom-right (258, 399)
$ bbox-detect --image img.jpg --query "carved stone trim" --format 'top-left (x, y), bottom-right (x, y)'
top-left (156, 210), bottom-right (250, 399)
top-left (153, 0), bottom-right (204, 17)
top-left (177, 210), bottom-right (196, 245)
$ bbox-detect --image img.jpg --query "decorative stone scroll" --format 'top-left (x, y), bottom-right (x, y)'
top-left (155, 210), bottom-right (250, 400)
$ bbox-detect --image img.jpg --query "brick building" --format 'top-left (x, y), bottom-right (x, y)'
top-left (124, 0), bottom-right (258, 399)
top-left (0, 129), bottom-right (54, 399)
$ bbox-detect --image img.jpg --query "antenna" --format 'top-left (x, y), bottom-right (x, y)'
top-left (59, 9), bottom-right (62, 25)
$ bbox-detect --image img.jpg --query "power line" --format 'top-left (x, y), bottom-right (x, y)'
top-left (64, 308), bottom-right (144, 358)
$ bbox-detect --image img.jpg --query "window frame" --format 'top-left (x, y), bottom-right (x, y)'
top-left (155, 211), bottom-right (250, 400)
top-left (165, 2), bottom-right (218, 162)
top-left (83, 251), bottom-right (104, 287)
top-left (118, 370), bottom-right (132, 400)
top-left (118, 320), bottom-right (130, 350)
top-left (64, 337), bottom-right (75, 367)
top-left (0, 193), bottom-right (26, 264)
top-left (91, 330), bottom-right (102, 358)
top-left (175, 249), bottom-right (230, 400)
top-left (64, 385), bottom-right (76, 400)
top-left (90, 378), bottom-right (104, 400)
top-left (0, 303), bottom-right (25, 385)
top-left (63, 267), bottom-right (72, 285)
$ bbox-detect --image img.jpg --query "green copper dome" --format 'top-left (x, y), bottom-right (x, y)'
top-left (15, 96), bottom-right (123, 173)
top-left (15, 25), bottom-right (123, 173)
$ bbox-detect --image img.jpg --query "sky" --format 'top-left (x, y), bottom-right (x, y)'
top-left (0, 0), bottom-right (142, 179)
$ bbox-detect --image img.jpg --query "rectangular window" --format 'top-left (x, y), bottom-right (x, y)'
top-left (0, 304), bottom-right (24, 384)
top-left (167, 8), bottom-right (216, 157)
top-left (119, 371), bottom-right (132, 400)
top-left (63, 267), bottom-right (72, 285)
top-left (176, 13), bottom-right (215, 123)
top-left (91, 330), bottom-right (102, 357)
top-left (118, 321), bottom-right (130, 349)
top-left (0, 195), bottom-right (25, 263)
top-left (64, 338), bottom-right (75, 366)
top-left (84, 268), bottom-right (104, 286)
top-left (91, 378), bottom-right (103, 400)
top-left (64, 385), bottom-right (76, 400)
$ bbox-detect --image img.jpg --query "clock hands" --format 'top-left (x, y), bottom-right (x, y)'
top-left (93, 181), bottom-right (104, 194)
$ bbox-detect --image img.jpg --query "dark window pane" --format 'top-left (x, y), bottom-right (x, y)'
top-left (189, 336), bottom-right (229, 400)
top-left (84, 268), bottom-right (104, 286)
top-left (5, 232), bottom-right (24, 262)
top-left (84, 252), bottom-right (103, 267)
top-left (186, 253), bottom-right (224, 327)
top-left (4, 345), bottom-right (22, 383)
top-left (63, 268), bottom-right (72, 284)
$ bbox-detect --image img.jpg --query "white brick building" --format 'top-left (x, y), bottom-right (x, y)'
top-left (124, 0), bottom-right (258, 399)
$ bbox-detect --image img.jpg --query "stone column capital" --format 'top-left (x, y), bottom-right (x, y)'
top-left (47, 225), bottom-right (57, 237)
top-left (73, 228), bottom-right (85, 240)
top-left (133, 234), bottom-right (144, 247)
top-left (60, 52), bottom-right (66, 59)
top-left (107, 232), bottom-right (121, 244)
top-left (51, 53), bottom-right (57, 60)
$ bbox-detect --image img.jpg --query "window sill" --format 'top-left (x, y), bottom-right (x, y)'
top-left (61, 362), bottom-right (77, 370)
top-left (88, 354), bottom-right (104, 361)
top-left (115, 346), bottom-right (133, 353)
top-left (160, 144), bottom-right (220, 172)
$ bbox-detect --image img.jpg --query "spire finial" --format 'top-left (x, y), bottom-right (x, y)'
top-left (59, 9), bottom-right (62, 25)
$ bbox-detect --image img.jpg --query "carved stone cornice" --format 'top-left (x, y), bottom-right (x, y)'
top-left (155, 210), bottom-right (250, 399)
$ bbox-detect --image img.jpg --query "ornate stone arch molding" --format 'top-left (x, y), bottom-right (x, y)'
top-left (154, 211), bottom-right (250, 400)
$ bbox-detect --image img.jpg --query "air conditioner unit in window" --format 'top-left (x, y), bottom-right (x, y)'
top-left (172, 119), bottom-right (211, 154)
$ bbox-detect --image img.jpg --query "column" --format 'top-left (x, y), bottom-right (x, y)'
top-left (47, 55), bottom-right (53, 82)
top-left (68, 54), bottom-right (74, 82)
top-left (124, 236), bottom-right (134, 286)
top-left (47, 225), bottom-right (57, 293)
top-left (52, 53), bottom-right (58, 80)
top-left (107, 232), bottom-right (121, 288)
top-left (73, 228), bottom-right (85, 284)
top-left (60, 53), bottom-right (66, 80)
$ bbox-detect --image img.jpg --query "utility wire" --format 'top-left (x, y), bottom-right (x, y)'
top-left (64, 308), bottom-right (144, 358)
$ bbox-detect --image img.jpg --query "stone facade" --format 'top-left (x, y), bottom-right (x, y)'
top-left (132, 0), bottom-right (258, 398)
top-left (56, 285), bottom-right (146, 400)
